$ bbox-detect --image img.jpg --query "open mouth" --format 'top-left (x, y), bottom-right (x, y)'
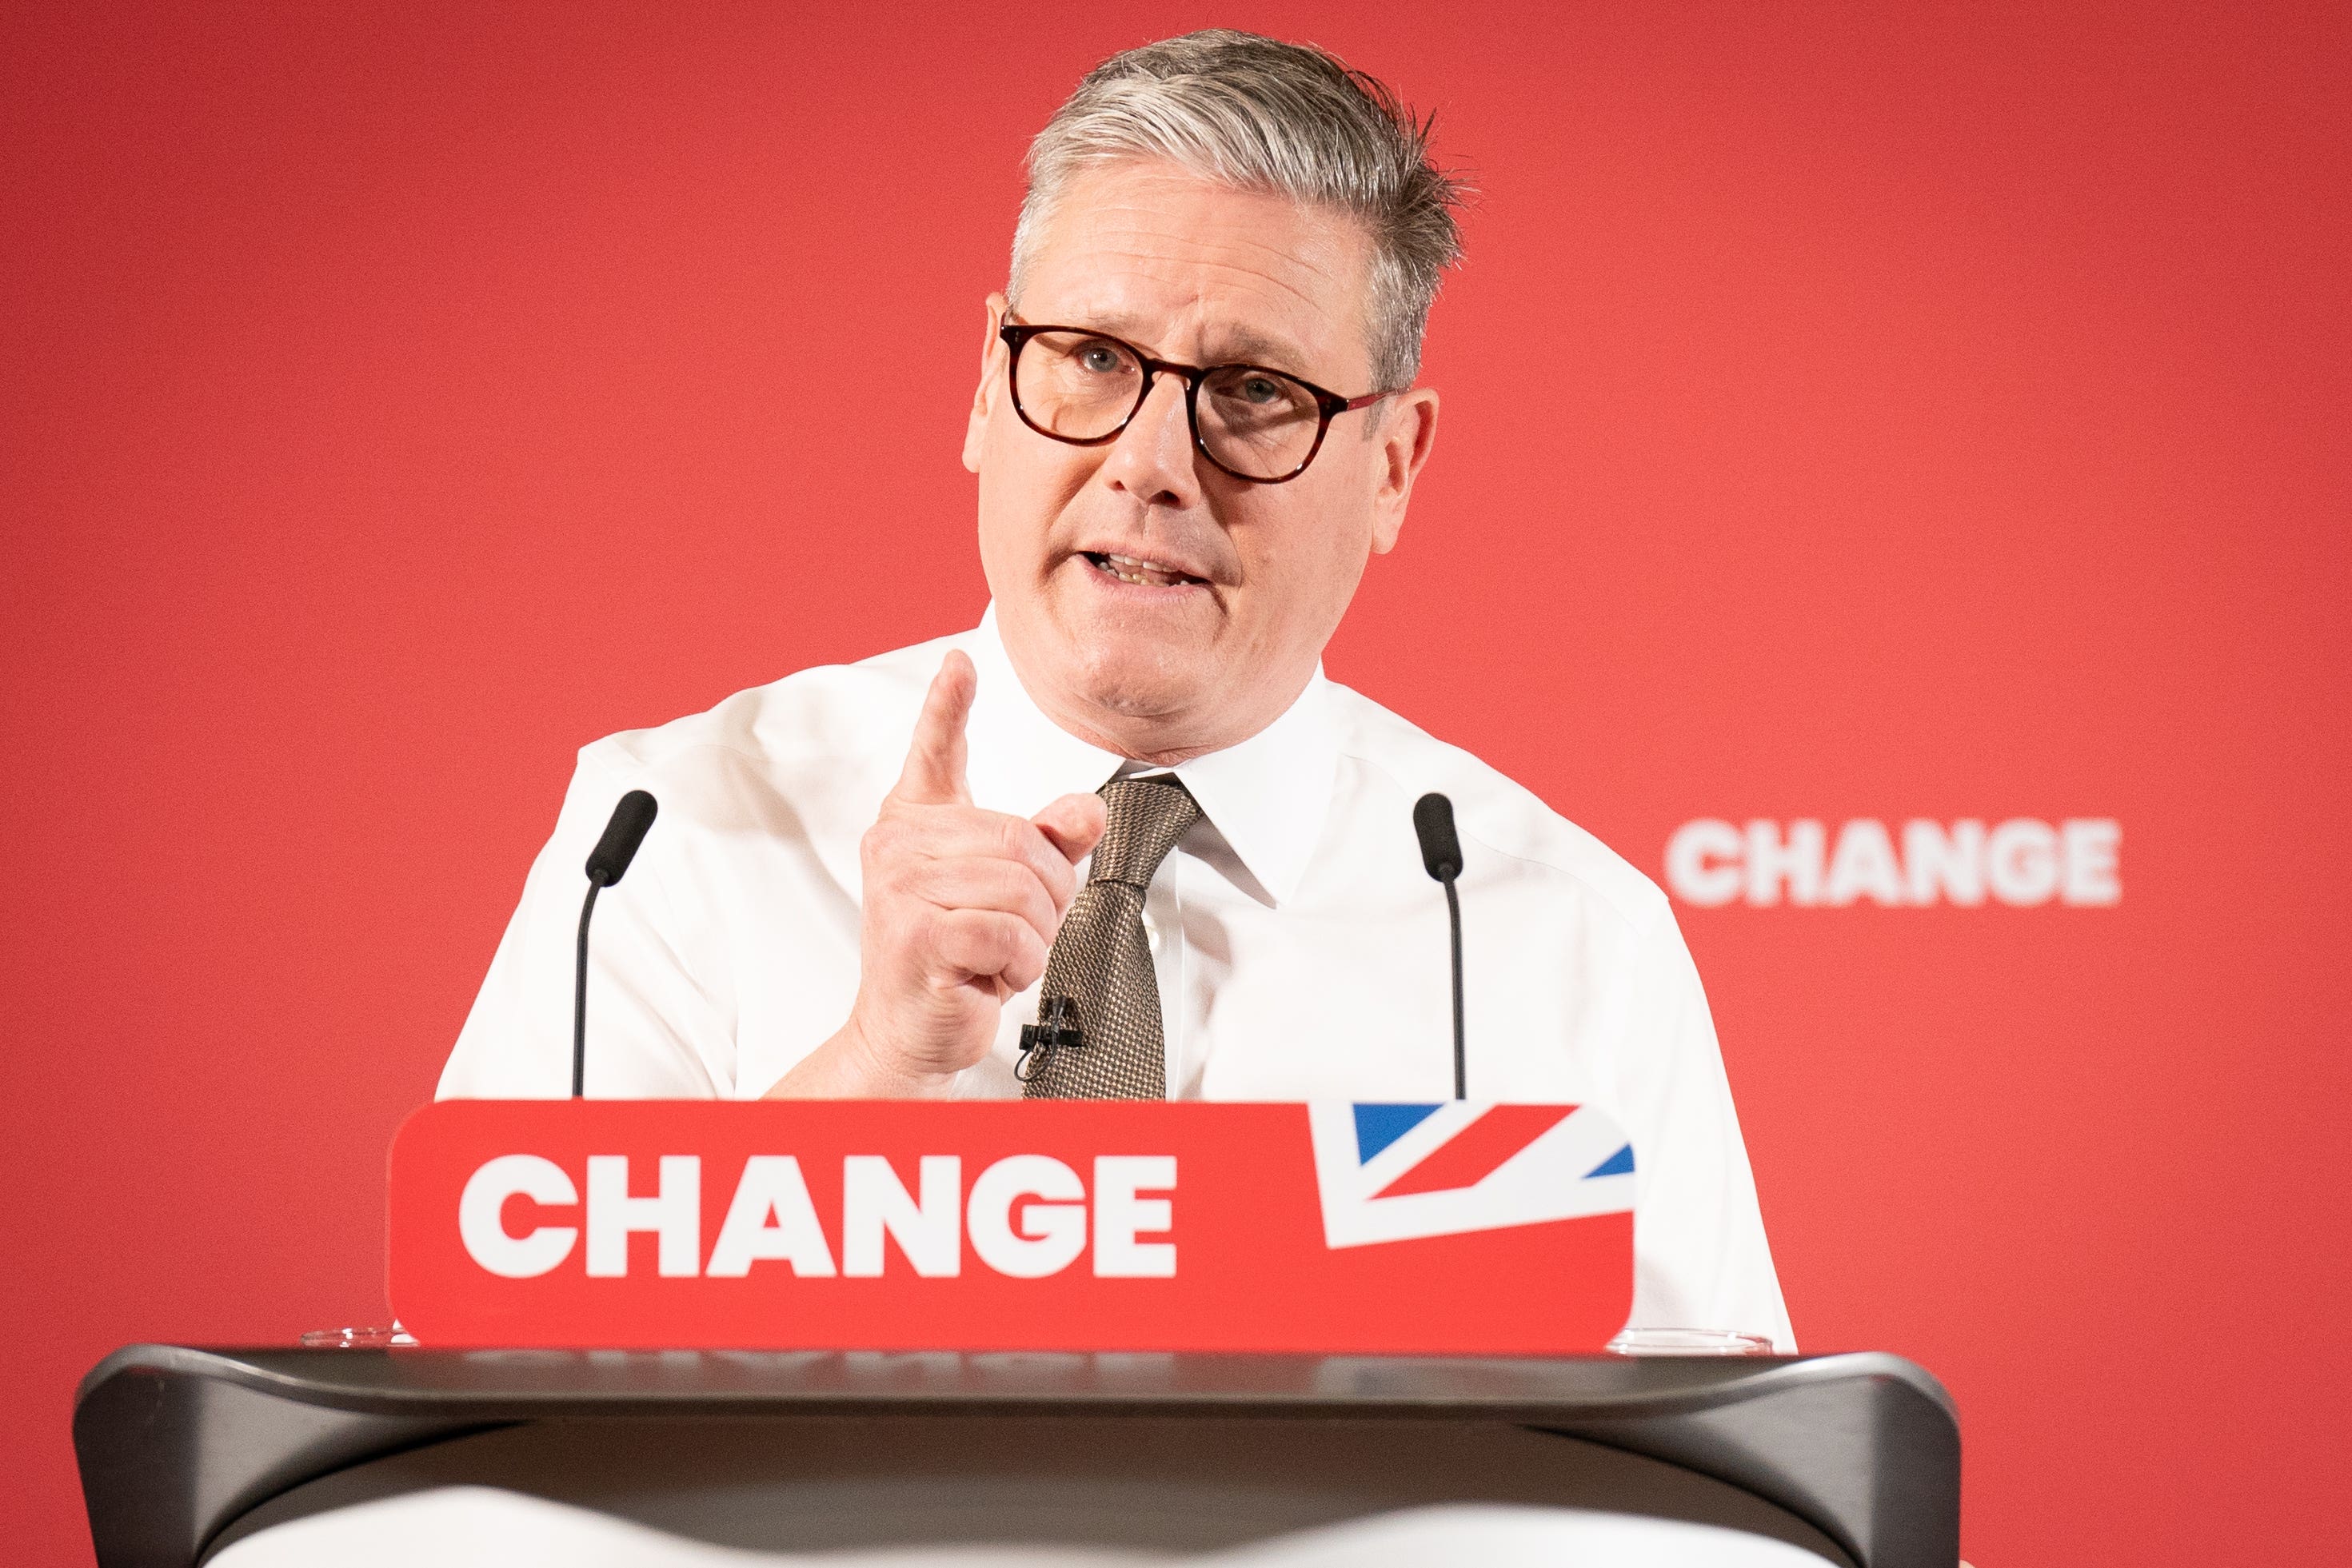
top-left (1082, 551), bottom-right (1206, 588)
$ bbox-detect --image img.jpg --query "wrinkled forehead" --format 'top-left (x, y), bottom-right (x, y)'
top-left (1015, 160), bottom-right (1378, 385)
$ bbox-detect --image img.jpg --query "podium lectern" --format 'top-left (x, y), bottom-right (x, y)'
top-left (74, 1345), bottom-right (1959, 1567)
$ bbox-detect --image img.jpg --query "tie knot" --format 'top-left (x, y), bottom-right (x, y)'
top-left (1089, 777), bottom-right (1200, 888)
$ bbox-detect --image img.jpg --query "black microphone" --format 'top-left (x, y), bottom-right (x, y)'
top-left (574, 790), bottom-right (658, 1097)
top-left (1413, 792), bottom-right (1467, 1099)
top-left (587, 789), bottom-right (659, 888)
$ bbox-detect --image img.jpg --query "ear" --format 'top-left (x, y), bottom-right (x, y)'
top-left (962, 293), bottom-right (1011, 475)
top-left (1367, 385), bottom-right (1440, 555)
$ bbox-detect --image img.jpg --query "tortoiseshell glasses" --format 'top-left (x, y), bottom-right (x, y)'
top-left (999, 323), bottom-right (1392, 485)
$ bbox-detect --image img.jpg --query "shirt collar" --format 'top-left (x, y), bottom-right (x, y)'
top-left (961, 605), bottom-right (1337, 907)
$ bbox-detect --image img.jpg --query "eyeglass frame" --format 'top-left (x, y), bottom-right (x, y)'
top-left (996, 321), bottom-right (1393, 485)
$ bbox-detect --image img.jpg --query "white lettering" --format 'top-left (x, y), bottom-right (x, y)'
top-left (1667, 817), bottom-right (2121, 909)
top-left (1664, 819), bottom-right (1743, 907)
top-left (585, 1155), bottom-right (701, 1278)
top-left (966, 1155), bottom-right (1087, 1279)
top-left (1985, 818), bottom-right (2060, 905)
top-left (1902, 819), bottom-right (1987, 906)
top-left (465, 1150), bottom-right (1192, 1284)
top-left (458, 1154), bottom-right (577, 1279)
top-left (1824, 819), bottom-right (1904, 907)
top-left (1745, 819), bottom-right (1826, 906)
top-left (841, 1155), bottom-right (960, 1278)
top-left (706, 1155), bottom-right (836, 1278)
top-left (2060, 819), bottom-right (2122, 905)
top-left (1092, 1156), bottom-right (1177, 1278)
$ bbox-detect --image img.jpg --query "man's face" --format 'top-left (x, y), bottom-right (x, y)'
top-left (964, 159), bottom-right (1439, 762)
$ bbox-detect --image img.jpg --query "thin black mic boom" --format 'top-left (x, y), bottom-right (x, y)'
top-left (1412, 792), bottom-right (1467, 1099)
top-left (575, 790), bottom-right (659, 1098)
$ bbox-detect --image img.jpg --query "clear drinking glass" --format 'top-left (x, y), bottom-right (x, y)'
top-left (1606, 1327), bottom-right (1777, 1355)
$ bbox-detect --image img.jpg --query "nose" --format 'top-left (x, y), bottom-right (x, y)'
top-left (1097, 369), bottom-right (1201, 509)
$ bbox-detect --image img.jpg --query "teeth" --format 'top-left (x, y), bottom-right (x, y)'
top-left (1092, 552), bottom-right (1193, 588)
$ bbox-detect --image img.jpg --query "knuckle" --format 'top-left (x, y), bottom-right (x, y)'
top-left (992, 815), bottom-right (1033, 860)
top-left (978, 913), bottom-right (1022, 963)
top-left (864, 816), bottom-right (907, 861)
top-left (928, 858), bottom-right (1000, 909)
top-left (924, 913), bottom-right (970, 969)
top-left (1040, 853), bottom-right (1074, 897)
top-left (1000, 860), bottom-right (1044, 904)
top-left (949, 910), bottom-right (1008, 961)
top-left (1016, 834), bottom-right (1057, 881)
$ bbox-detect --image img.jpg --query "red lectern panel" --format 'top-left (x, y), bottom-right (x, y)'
top-left (389, 1099), bottom-right (1635, 1355)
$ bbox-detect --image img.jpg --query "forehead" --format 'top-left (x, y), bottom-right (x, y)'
top-left (1019, 159), bottom-right (1375, 381)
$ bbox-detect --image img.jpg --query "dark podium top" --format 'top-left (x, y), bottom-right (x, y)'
top-left (75, 1345), bottom-right (1959, 1568)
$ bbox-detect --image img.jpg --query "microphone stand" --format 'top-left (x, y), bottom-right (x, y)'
top-left (573, 789), bottom-right (659, 1099)
top-left (1443, 874), bottom-right (1464, 1100)
top-left (1413, 792), bottom-right (1468, 1100)
top-left (573, 882), bottom-right (602, 1099)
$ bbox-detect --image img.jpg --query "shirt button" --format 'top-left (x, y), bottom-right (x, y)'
top-left (1145, 921), bottom-right (1163, 955)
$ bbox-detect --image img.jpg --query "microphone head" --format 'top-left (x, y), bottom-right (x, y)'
top-left (585, 790), bottom-right (659, 888)
top-left (1413, 792), bottom-right (1463, 883)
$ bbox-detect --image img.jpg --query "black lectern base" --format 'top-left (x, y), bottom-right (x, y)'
top-left (75, 1347), bottom-right (1960, 1568)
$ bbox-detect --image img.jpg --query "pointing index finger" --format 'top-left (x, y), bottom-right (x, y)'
top-left (892, 650), bottom-right (976, 806)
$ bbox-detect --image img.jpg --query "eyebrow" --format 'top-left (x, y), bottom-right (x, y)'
top-left (1064, 310), bottom-right (1314, 376)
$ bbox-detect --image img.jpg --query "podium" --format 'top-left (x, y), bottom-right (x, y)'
top-left (75, 1343), bottom-right (1959, 1567)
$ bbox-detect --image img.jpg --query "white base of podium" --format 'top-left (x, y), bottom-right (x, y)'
top-left (199, 1414), bottom-right (1851, 1567)
top-left (210, 1488), bottom-right (1833, 1567)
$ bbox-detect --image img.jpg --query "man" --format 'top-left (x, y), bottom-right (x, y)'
top-left (441, 30), bottom-right (1792, 1351)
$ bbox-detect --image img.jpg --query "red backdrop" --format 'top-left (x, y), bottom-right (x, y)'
top-left (5, 2), bottom-right (2347, 1562)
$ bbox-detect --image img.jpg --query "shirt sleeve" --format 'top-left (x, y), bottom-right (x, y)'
top-left (437, 749), bottom-right (733, 1100)
top-left (1612, 907), bottom-right (1797, 1352)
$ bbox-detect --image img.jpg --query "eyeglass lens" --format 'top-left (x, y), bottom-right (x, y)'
top-left (1014, 330), bottom-right (1326, 481)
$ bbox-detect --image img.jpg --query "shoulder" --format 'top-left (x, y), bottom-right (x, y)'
top-left (1324, 678), bottom-right (1673, 940)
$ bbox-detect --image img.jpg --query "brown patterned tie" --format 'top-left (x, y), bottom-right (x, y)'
top-left (1020, 776), bottom-right (1200, 1099)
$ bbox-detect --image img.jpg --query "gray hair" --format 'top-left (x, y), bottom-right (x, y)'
top-left (1009, 30), bottom-right (1467, 393)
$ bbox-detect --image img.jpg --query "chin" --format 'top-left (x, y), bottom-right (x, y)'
top-left (1060, 637), bottom-right (1212, 724)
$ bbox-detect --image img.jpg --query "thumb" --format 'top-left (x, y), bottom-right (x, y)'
top-left (1032, 791), bottom-right (1108, 864)
top-left (891, 651), bottom-right (976, 806)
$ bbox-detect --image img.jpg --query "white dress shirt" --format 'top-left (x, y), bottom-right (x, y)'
top-left (440, 609), bottom-right (1795, 1349)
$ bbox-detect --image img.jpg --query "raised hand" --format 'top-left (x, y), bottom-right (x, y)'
top-left (766, 651), bottom-right (1107, 1097)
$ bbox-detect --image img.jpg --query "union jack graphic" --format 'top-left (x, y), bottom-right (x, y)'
top-left (1308, 1102), bottom-right (1636, 1249)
